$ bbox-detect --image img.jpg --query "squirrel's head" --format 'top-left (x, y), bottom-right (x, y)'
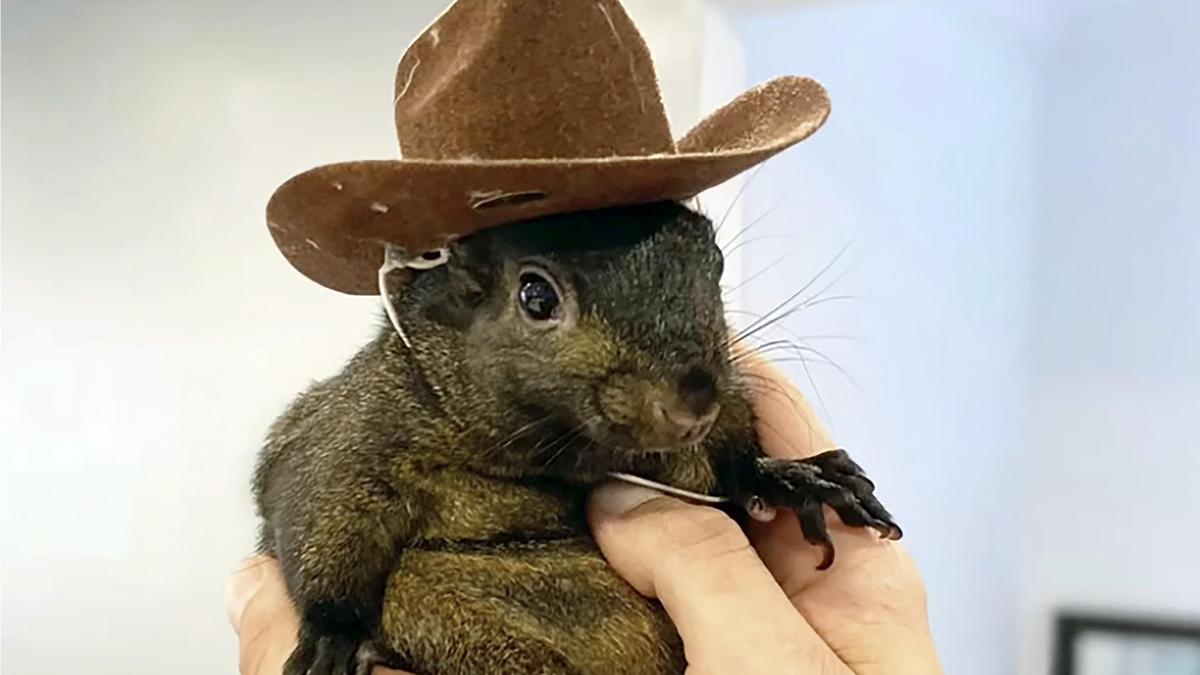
top-left (398, 201), bottom-right (732, 476)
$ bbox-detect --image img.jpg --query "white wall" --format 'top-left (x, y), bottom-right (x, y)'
top-left (2, 3), bottom-right (398, 672)
top-left (734, 3), bottom-right (1036, 674)
top-left (1019, 1), bottom-right (1200, 672)
top-left (0, 1), bottom-right (743, 673)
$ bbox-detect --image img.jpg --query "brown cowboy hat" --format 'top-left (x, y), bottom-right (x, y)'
top-left (267, 0), bottom-right (831, 295)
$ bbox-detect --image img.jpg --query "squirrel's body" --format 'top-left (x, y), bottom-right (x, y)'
top-left (256, 333), bottom-right (688, 673)
top-left (254, 202), bottom-right (898, 675)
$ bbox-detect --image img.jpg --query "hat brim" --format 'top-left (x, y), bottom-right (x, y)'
top-left (267, 76), bottom-right (830, 295)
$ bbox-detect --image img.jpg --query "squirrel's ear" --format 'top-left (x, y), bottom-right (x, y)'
top-left (447, 235), bottom-right (496, 297)
top-left (420, 236), bottom-right (496, 329)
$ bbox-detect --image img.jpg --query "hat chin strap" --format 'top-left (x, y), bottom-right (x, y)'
top-left (378, 245), bottom-right (453, 350)
top-left (378, 245), bottom-right (456, 423)
top-left (607, 472), bottom-right (731, 505)
top-left (379, 245), bottom-right (416, 350)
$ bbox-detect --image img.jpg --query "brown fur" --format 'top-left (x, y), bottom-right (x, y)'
top-left (253, 202), bottom-right (898, 675)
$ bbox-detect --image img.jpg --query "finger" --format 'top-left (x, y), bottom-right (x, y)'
top-left (737, 345), bottom-right (903, 583)
top-left (738, 349), bottom-right (892, 579)
top-left (227, 557), bottom-right (416, 675)
top-left (756, 519), bottom-right (941, 675)
top-left (734, 346), bottom-right (834, 460)
top-left (227, 556), bottom-right (301, 675)
top-left (588, 483), bottom-right (852, 675)
top-left (735, 351), bottom-right (942, 673)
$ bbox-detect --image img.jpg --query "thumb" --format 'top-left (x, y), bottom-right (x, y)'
top-left (226, 557), bottom-right (414, 675)
top-left (587, 483), bottom-right (851, 675)
top-left (226, 556), bottom-right (301, 675)
top-left (226, 557), bottom-right (271, 631)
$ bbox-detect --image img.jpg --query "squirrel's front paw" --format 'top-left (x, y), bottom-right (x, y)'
top-left (285, 630), bottom-right (389, 675)
top-left (752, 449), bottom-right (902, 570)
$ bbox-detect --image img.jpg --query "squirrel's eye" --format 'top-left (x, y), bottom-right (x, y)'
top-left (518, 272), bottom-right (561, 322)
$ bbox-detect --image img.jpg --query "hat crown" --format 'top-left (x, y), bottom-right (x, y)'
top-left (393, 0), bottom-right (676, 161)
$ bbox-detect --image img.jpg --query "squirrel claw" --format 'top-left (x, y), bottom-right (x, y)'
top-left (752, 449), bottom-right (901, 570)
top-left (286, 632), bottom-right (384, 675)
top-left (354, 641), bottom-right (393, 675)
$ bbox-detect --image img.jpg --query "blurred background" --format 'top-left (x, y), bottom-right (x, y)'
top-left (3, 0), bottom-right (1198, 673)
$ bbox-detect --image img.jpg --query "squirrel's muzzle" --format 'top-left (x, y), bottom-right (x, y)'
top-left (648, 400), bottom-right (720, 447)
top-left (599, 366), bottom-right (722, 450)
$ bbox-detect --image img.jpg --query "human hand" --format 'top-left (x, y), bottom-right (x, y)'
top-left (225, 556), bottom-right (411, 675)
top-left (586, 352), bottom-right (943, 675)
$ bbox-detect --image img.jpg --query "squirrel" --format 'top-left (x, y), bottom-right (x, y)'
top-left (253, 200), bottom-right (901, 675)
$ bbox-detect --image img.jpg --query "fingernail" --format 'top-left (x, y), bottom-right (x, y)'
top-left (746, 496), bottom-right (779, 523)
top-left (591, 483), bottom-right (666, 516)
top-left (225, 557), bottom-right (268, 630)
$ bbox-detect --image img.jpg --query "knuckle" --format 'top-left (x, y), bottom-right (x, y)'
top-left (894, 547), bottom-right (930, 605)
top-left (233, 587), bottom-right (298, 675)
top-left (867, 544), bottom-right (930, 616)
top-left (237, 620), bottom-right (274, 675)
top-left (654, 506), bottom-right (751, 562)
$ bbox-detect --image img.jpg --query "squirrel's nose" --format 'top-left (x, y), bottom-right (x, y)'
top-left (678, 367), bottom-right (718, 416)
top-left (650, 400), bottom-right (719, 446)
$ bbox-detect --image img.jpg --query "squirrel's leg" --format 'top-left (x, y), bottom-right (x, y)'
top-left (268, 478), bottom-right (418, 675)
top-left (710, 393), bottom-right (902, 571)
top-left (377, 555), bottom-right (582, 675)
